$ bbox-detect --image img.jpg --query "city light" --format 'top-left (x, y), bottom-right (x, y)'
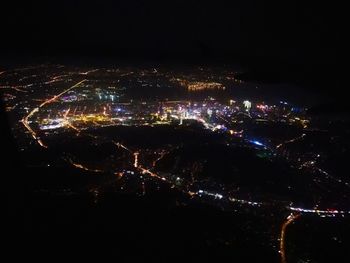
top-left (1, 65), bottom-right (347, 261)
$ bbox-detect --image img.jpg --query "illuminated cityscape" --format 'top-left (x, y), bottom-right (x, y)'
top-left (1, 63), bottom-right (349, 261)
top-left (4, 0), bottom-right (349, 259)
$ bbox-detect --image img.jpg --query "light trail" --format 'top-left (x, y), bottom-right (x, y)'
top-left (79, 69), bottom-right (98, 75)
top-left (12, 86), bottom-right (27, 92)
top-left (152, 150), bottom-right (167, 167)
top-left (112, 141), bottom-right (132, 153)
top-left (66, 158), bottom-right (103, 173)
top-left (279, 213), bottom-right (301, 263)
top-left (21, 107), bottom-right (48, 147)
top-left (139, 166), bottom-right (163, 180)
top-left (133, 152), bottom-right (139, 168)
top-left (0, 86), bottom-right (27, 92)
top-left (314, 166), bottom-right (350, 189)
top-left (21, 79), bottom-right (86, 147)
top-left (228, 197), bottom-right (263, 206)
top-left (288, 206), bottom-right (350, 215)
top-left (217, 114), bottom-right (231, 125)
top-left (299, 160), bottom-right (350, 189)
top-left (276, 133), bottom-right (306, 149)
top-left (62, 108), bottom-right (81, 132)
top-left (197, 117), bottom-right (214, 129)
top-left (65, 122), bottom-right (80, 132)
top-left (63, 108), bottom-right (70, 118)
top-left (39, 79), bottom-right (87, 108)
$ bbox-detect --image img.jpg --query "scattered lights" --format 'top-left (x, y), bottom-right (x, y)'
top-left (185, 81), bottom-right (224, 91)
top-left (229, 99), bottom-right (235, 105)
top-left (256, 104), bottom-right (268, 111)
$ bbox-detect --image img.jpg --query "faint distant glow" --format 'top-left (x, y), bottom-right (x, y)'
top-left (256, 104), bottom-right (268, 111)
top-left (215, 193), bottom-right (223, 199)
top-left (61, 95), bottom-right (77, 102)
top-left (114, 107), bottom-right (122, 112)
top-left (207, 109), bottom-right (213, 117)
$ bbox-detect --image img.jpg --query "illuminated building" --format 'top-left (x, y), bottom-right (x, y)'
top-left (243, 100), bottom-right (252, 111)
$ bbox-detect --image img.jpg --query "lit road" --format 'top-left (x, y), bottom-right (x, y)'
top-left (0, 85), bottom-right (27, 92)
top-left (276, 133), bottom-right (306, 149)
top-left (133, 152), bottom-right (139, 168)
top-left (279, 213), bottom-right (301, 263)
top-left (112, 141), bottom-right (132, 153)
top-left (66, 157), bottom-right (103, 173)
top-left (152, 150), bottom-right (168, 167)
top-left (38, 79), bottom-right (87, 108)
top-left (62, 108), bottom-right (80, 132)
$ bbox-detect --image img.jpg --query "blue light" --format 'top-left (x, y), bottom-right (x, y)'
top-left (291, 107), bottom-right (301, 113)
top-left (249, 140), bottom-right (264, 146)
top-left (253, 140), bottom-right (263, 146)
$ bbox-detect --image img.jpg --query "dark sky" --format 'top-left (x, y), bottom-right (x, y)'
top-left (1, 0), bottom-right (342, 92)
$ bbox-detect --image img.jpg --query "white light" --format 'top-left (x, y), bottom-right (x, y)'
top-left (243, 100), bottom-right (251, 110)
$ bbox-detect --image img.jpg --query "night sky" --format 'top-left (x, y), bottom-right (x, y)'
top-left (1, 0), bottom-right (342, 95)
